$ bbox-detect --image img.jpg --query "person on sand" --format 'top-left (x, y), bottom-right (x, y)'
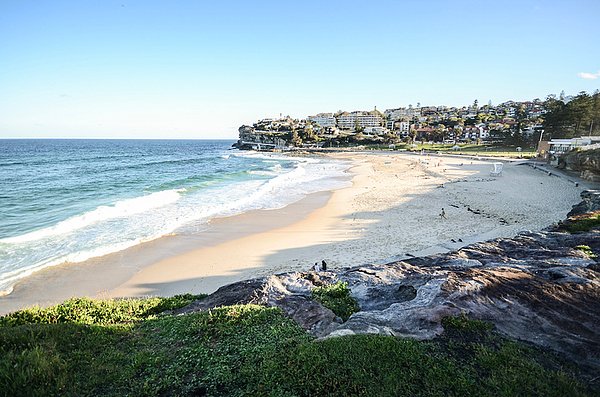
top-left (439, 208), bottom-right (446, 219)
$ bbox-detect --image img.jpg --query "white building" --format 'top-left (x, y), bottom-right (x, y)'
top-left (384, 107), bottom-right (421, 120)
top-left (548, 136), bottom-right (600, 154)
top-left (308, 113), bottom-right (336, 128)
top-left (387, 120), bottom-right (410, 134)
top-left (336, 111), bottom-right (383, 130)
top-left (363, 126), bottom-right (387, 135)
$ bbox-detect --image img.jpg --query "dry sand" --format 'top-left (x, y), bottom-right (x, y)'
top-left (0, 152), bottom-right (587, 314)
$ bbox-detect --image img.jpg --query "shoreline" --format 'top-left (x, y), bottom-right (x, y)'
top-left (0, 190), bottom-right (338, 315)
top-left (0, 152), bottom-right (589, 315)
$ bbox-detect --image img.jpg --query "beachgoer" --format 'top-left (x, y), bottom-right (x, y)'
top-left (321, 260), bottom-right (327, 271)
top-left (439, 208), bottom-right (446, 219)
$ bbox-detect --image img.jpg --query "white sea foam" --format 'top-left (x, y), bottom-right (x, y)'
top-left (1, 189), bottom-right (183, 244)
top-left (0, 155), bottom-right (351, 295)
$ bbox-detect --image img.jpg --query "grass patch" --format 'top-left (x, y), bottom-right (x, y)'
top-left (412, 143), bottom-right (536, 158)
top-left (312, 281), bottom-right (360, 321)
top-left (0, 299), bottom-right (595, 396)
top-left (559, 212), bottom-right (600, 233)
top-left (441, 314), bottom-right (494, 333)
top-left (575, 245), bottom-right (597, 258)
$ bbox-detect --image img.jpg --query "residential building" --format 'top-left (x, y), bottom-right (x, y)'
top-left (363, 126), bottom-right (387, 135)
top-left (336, 111), bottom-right (383, 130)
top-left (308, 113), bottom-right (336, 128)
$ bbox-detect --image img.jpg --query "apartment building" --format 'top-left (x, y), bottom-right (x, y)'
top-left (308, 113), bottom-right (336, 128)
top-left (336, 111), bottom-right (383, 130)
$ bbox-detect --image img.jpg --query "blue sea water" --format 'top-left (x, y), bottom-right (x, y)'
top-left (0, 139), bottom-right (350, 294)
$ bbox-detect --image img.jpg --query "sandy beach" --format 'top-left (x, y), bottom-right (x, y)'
top-left (0, 152), bottom-right (587, 314)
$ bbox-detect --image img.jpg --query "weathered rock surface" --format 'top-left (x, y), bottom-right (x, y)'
top-left (563, 149), bottom-right (600, 181)
top-left (179, 193), bottom-right (600, 371)
top-left (569, 189), bottom-right (600, 216)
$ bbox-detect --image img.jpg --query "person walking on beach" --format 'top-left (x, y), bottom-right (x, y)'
top-left (439, 208), bottom-right (446, 219)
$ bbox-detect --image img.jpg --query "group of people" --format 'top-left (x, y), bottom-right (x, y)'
top-left (312, 260), bottom-right (328, 272)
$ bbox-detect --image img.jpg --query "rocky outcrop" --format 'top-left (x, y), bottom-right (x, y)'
top-left (563, 149), bottom-right (600, 181)
top-left (179, 193), bottom-right (600, 371)
top-left (569, 189), bottom-right (600, 216)
top-left (233, 125), bottom-right (288, 150)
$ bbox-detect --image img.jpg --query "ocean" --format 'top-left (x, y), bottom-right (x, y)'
top-left (0, 139), bottom-right (350, 295)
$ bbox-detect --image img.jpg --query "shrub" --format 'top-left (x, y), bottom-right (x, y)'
top-left (559, 212), bottom-right (600, 233)
top-left (575, 245), bottom-right (597, 258)
top-left (0, 294), bottom-right (204, 327)
top-left (312, 281), bottom-right (360, 321)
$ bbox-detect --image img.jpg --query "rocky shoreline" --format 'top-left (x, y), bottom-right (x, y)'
top-left (179, 190), bottom-right (600, 373)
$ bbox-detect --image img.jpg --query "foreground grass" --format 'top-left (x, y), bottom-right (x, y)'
top-left (0, 298), bottom-right (594, 397)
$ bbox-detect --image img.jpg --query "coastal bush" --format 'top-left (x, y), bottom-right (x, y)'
top-left (0, 299), bottom-right (594, 396)
top-left (575, 245), bottom-right (597, 258)
top-left (560, 212), bottom-right (600, 233)
top-left (311, 281), bottom-right (360, 321)
top-left (0, 293), bottom-right (204, 327)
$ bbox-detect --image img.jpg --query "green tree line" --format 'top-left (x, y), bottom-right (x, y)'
top-left (544, 90), bottom-right (600, 138)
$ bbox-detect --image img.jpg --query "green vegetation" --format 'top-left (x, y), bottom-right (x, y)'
top-left (0, 299), bottom-right (594, 396)
top-left (575, 245), bottom-right (597, 258)
top-left (544, 91), bottom-right (600, 138)
top-left (441, 313), bottom-right (494, 333)
top-left (335, 142), bottom-right (536, 157)
top-left (412, 143), bottom-right (536, 158)
top-left (559, 212), bottom-right (600, 233)
top-left (0, 294), bottom-right (203, 327)
top-left (312, 281), bottom-right (360, 321)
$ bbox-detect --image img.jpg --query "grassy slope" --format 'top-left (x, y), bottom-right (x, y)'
top-left (361, 143), bottom-right (536, 158)
top-left (0, 296), bottom-right (594, 397)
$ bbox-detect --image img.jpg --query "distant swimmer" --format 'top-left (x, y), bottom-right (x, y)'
top-left (439, 208), bottom-right (447, 219)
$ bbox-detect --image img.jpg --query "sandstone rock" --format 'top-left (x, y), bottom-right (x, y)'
top-left (563, 149), bottom-right (600, 181)
top-left (178, 194), bottom-right (600, 372)
top-left (568, 190), bottom-right (600, 216)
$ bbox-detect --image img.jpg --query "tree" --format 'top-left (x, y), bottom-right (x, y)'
top-left (543, 90), bottom-right (599, 138)
top-left (289, 129), bottom-right (302, 147)
top-left (354, 119), bottom-right (364, 133)
top-left (301, 122), bottom-right (317, 142)
top-left (383, 133), bottom-right (399, 144)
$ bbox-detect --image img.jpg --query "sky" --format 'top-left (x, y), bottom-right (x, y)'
top-left (1, 0), bottom-right (599, 139)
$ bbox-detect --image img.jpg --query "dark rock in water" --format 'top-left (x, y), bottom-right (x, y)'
top-left (178, 193), bottom-right (600, 372)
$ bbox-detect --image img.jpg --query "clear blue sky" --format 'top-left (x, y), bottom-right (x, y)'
top-left (1, 0), bottom-right (599, 139)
